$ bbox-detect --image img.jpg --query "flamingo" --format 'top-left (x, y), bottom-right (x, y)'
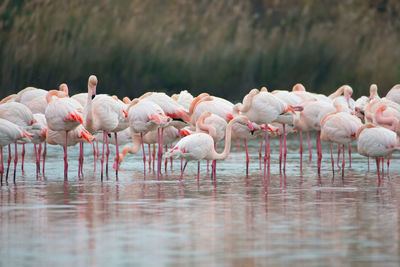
top-left (0, 119), bottom-right (32, 184)
top-left (189, 94), bottom-right (235, 124)
top-left (0, 101), bottom-right (39, 177)
top-left (125, 98), bottom-right (171, 177)
top-left (83, 75), bottom-right (127, 179)
top-left (320, 110), bottom-right (363, 175)
top-left (31, 113), bottom-right (47, 175)
top-left (45, 90), bottom-right (83, 179)
top-left (166, 116), bottom-right (252, 181)
top-left (171, 90), bottom-right (194, 111)
top-left (25, 84), bottom-right (69, 114)
top-left (15, 87), bottom-right (47, 105)
top-left (386, 84), bottom-right (400, 104)
top-left (357, 123), bottom-right (400, 183)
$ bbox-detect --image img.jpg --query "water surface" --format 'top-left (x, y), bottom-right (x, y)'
top-left (1, 137), bottom-right (400, 266)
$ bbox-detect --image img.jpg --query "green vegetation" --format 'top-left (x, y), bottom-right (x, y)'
top-left (1, 0), bottom-right (400, 100)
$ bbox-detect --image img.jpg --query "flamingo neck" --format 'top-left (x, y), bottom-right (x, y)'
top-left (210, 117), bottom-right (237, 160)
top-left (241, 91), bottom-right (257, 113)
top-left (197, 114), bottom-right (216, 138)
top-left (119, 135), bottom-right (141, 162)
top-left (328, 86), bottom-right (345, 99)
top-left (84, 84), bottom-right (95, 133)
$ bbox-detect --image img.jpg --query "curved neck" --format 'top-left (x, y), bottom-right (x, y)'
top-left (376, 107), bottom-right (399, 131)
top-left (328, 86), bottom-right (344, 99)
top-left (189, 93), bottom-right (209, 115)
top-left (119, 135), bottom-right (141, 162)
top-left (241, 91), bottom-right (257, 113)
top-left (197, 114), bottom-right (216, 137)
top-left (209, 118), bottom-right (237, 160)
top-left (46, 90), bottom-right (59, 103)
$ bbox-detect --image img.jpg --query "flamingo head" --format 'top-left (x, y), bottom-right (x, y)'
top-left (369, 84), bottom-right (378, 100)
top-left (88, 75), bottom-right (98, 99)
top-left (59, 83), bottom-right (69, 96)
top-left (292, 83), bottom-right (306, 92)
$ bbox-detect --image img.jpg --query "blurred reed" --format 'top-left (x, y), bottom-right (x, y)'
top-left (1, 0), bottom-right (400, 100)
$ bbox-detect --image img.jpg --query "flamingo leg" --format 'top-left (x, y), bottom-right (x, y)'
top-left (80, 142), bottom-right (84, 177)
top-left (180, 161), bottom-right (188, 181)
top-left (367, 156), bottom-right (370, 171)
top-left (6, 144), bottom-right (11, 182)
top-left (307, 131), bottom-right (312, 162)
top-left (92, 142), bottom-right (96, 172)
top-left (164, 144), bottom-right (168, 174)
top-left (263, 130), bottom-right (268, 180)
top-left (114, 132), bottom-right (119, 178)
top-left (64, 131), bottom-right (68, 180)
top-left (207, 160), bottom-right (210, 173)
top-left (316, 131), bottom-right (322, 174)
top-left (244, 139), bottom-right (249, 177)
top-left (178, 131), bottom-right (183, 171)
top-left (101, 131), bottom-right (106, 180)
top-left (96, 140), bottom-right (99, 160)
top-left (337, 144), bottom-right (341, 169)
top-left (77, 143), bottom-right (81, 179)
top-left (381, 157), bottom-right (384, 179)
top-left (33, 144), bottom-right (39, 175)
top-left (141, 133), bottom-right (146, 177)
top-left (387, 155), bottom-right (391, 177)
top-left (42, 142), bottom-right (46, 176)
top-left (170, 144), bottom-right (173, 170)
top-left (283, 124), bottom-right (287, 172)
top-left (105, 132), bottom-right (110, 176)
top-left (330, 143), bottom-right (334, 176)
top-left (148, 144), bottom-right (152, 171)
top-left (299, 131), bottom-right (303, 170)
top-left (348, 143), bottom-right (352, 168)
top-left (197, 161), bottom-right (200, 182)
top-left (157, 128), bottom-right (161, 178)
top-left (259, 136), bottom-right (263, 170)
top-left (279, 135), bottom-right (282, 171)
top-left (21, 144), bottom-right (25, 171)
top-left (342, 144), bottom-right (345, 177)
top-left (152, 143), bottom-right (156, 172)
top-left (13, 142), bottom-right (18, 182)
top-left (38, 143), bottom-right (42, 173)
top-left (213, 143), bottom-right (217, 179)
top-left (0, 147), bottom-right (3, 185)
top-left (376, 158), bottom-right (381, 184)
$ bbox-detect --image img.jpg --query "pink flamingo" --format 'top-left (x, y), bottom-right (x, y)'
top-left (125, 98), bottom-right (171, 177)
top-left (83, 75), bottom-right (127, 179)
top-left (0, 118), bottom-right (31, 184)
top-left (166, 116), bottom-right (252, 181)
top-left (386, 84), bottom-right (400, 105)
top-left (357, 124), bottom-right (400, 183)
top-left (45, 90), bottom-right (83, 179)
top-left (320, 110), bottom-right (362, 176)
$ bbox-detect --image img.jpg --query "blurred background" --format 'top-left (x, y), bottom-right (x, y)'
top-left (1, 0), bottom-right (400, 101)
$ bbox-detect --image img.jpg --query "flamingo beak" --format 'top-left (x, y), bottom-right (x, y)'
top-left (247, 121), bottom-right (255, 134)
top-left (180, 129), bottom-right (191, 136)
top-left (286, 105), bottom-right (296, 115)
top-left (91, 86), bottom-right (96, 99)
top-left (123, 110), bottom-right (128, 118)
top-left (41, 128), bottom-right (47, 137)
top-left (22, 130), bottom-right (33, 139)
top-left (81, 130), bottom-right (93, 144)
top-left (268, 125), bottom-right (277, 136)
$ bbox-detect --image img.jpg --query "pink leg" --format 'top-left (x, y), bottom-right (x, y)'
top-left (263, 131), bottom-right (268, 180)
top-left (92, 142), bottom-right (96, 171)
top-left (180, 161), bottom-right (188, 181)
top-left (6, 145), bottom-right (11, 181)
top-left (114, 132), bottom-right (119, 178)
top-left (105, 132), bottom-right (110, 175)
top-left (80, 142), bottom-right (84, 177)
top-left (148, 144), bottom-right (152, 171)
top-left (381, 157), bottom-right (384, 178)
top-left (21, 144), bottom-right (25, 171)
top-left (141, 133), bottom-right (146, 177)
top-left (157, 129), bottom-right (161, 178)
top-left (299, 131), bottom-right (303, 170)
top-left (42, 142), bottom-right (46, 175)
top-left (152, 144), bottom-right (156, 171)
top-left (78, 142), bottom-right (82, 178)
top-left (197, 161), bottom-right (200, 182)
top-left (38, 143), bottom-right (42, 173)
top-left (101, 131), bottom-right (105, 180)
top-left (337, 144), bottom-right (341, 169)
top-left (267, 133), bottom-right (270, 171)
top-left (164, 144), bottom-right (168, 174)
top-left (170, 144), bottom-right (173, 170)
top-left (207, 160), bottom-right (210, 173)
top-left (330, 143), bottom-right (334, 175)
top-left (0, 147), bottom-right (3, 185)
top-left (279, 135), bottom-right (282, 171)
top-left (342, 144), bottom-right (345, 177)
top-left (348, 143), bottom-right (352, 168)
top-left (376, 158), bottom-right (381, 184)
top-left (96, 140), bottom-right (99, 159)
top-left (178, 131), bottom-right (183, 171)
top-left (283, 124), bottom-right (287, 172)
top-left (259, 136), bottom-right (263, 169)
top-left (13, 142), bottom-right (18, 182)
top-left (387, 155), bottom-right (391, 177)
top-left (244, 139), bottom-right (249, 176)
top-left (307, 131), bottom-right (312, 162)
top-left (64, 131), bottom-right (68, 180)
top-left (316, 131), bottom-right (321, 173)
top-left (34, 144), bottom-right (38, 174)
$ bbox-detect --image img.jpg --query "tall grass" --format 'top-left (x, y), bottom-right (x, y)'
top-left (1, 0), bottom-right (400, 100)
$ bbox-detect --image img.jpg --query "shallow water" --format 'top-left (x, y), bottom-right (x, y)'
top-left (1, 136), bottom-right (400, 266)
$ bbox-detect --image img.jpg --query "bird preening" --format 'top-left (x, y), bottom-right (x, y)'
top-left (1, 76), bottom-right (399, 185)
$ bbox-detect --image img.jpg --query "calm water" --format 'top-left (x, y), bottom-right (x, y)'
top-left (1, 136), bottom-right (400, 266)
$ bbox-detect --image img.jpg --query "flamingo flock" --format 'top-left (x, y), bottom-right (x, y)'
top-left (1, 75), bottom-right (400, 185)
